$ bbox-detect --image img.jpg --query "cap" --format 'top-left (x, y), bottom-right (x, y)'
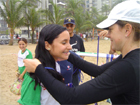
top-left (96, 0), bottom-right (140, 29)
top-left (64, 17), bottom-right (75, 25)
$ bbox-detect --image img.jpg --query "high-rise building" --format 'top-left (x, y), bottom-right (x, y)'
top-left (37, 0), bottom-right (65, 10)
top-left (85, 0), bottom-right (126, 15)
top-left (85, 0), bottom-right (110, 12)
top-left (0, 0), bottom-right (8, 34)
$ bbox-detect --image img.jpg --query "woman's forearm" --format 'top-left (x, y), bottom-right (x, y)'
top-left (68, 53), bottom-right (122, 77)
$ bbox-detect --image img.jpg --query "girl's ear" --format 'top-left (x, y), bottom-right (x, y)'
top-left (45, 41), bottom-right (51, 50)
top-left (25, 43), bottom-right (27, 47)
top-left (73, 24), bottom-right (75, 28)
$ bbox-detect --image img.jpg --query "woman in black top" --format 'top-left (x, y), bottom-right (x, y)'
top-left (24, 0), bottom-right (140, 104)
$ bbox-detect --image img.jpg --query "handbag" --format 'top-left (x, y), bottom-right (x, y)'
top-left (10, 78), bottom-right (22, 95)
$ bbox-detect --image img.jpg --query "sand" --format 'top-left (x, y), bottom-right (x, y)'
top-left (0, 39), bottom-right (112, 105)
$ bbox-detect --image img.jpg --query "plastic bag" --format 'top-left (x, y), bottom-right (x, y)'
top-left (10, 78), bottom-right (22, 95)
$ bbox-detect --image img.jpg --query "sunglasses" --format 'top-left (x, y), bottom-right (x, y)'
top-left (66, 24), bottom-right (74, 28)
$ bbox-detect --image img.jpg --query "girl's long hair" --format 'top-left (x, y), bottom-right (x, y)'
top-left (30, 24), bottom-right (67, 89)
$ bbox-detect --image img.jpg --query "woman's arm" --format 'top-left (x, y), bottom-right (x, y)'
top-left (23, 58), bottom-right (134, 104)
top-left (34, 61), bottom-right (133, 104)
top-left (68, 52), bottom-right (122, 77)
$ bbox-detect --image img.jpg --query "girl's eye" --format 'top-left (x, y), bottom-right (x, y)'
top-left (62, 41), bottom-right (66, 44)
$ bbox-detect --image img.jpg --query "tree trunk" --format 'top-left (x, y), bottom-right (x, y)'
top-left (28, 26), bottom-right (30, 38)
top-left (9, 28), bottom-right (14, 45)
top-left (32, 29), bottom-right (35, 44)
top-left (76, 28), bottom-right (78, 35)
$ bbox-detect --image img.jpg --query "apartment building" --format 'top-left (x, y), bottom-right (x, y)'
top-left (37, 0), bottom-right (65, 10)
top-left (0, 0), bottom-right (8, 34)
top-left (85, 0), bottom-right (126, 14)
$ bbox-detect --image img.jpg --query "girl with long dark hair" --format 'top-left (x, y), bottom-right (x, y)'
top-left (31, 24), bottom-right (72, 105)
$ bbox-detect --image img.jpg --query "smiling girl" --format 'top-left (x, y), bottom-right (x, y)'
top-left (17, 38), bottom-right (41, 105)
top-left (30, 24), bottom-right (72, 105)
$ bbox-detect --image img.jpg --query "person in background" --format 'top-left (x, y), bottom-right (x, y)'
top-left (86, 33), bottom-right (88, 41)
top-left (24, 0), bottom-right (140, 104)
top-left (58, 17), bottom-right (85, 87)
top-left (80, 33), bottom-right (83, 39)
top-left (16, 34), bottom-right (19, 39)
top-left (82, 33), bottom-right (86, 42)
top-left (17, 38), bottom-right (41, 105)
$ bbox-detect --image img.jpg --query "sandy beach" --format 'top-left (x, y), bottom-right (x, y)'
top-left (0, 38), bottom-right (112, 105)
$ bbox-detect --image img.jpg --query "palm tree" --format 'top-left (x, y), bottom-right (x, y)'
top-left (101, 4), bottom-right (110, 16)
top-left (82, 7), bottom-right (99, 30)
top-left (65, 0), bottom-right (89, 33)
top-left (73, 10), bottom-right (85, 33)
top-left (111, 0), bottom-right (125, 9)
top-left (0, 0), bottom-right (26, 45)
top-left (94, 15), bottom-right (107, 29)
top-left (41, 1), bottom-right (65, 25)
top-left (91, 7), bottom-right (99, 18)
top-left (65, 0), bottom-right (84, 16)
top-left (25, 7), bottom-right (44, 43)
top-left (80, 11), bottom-right (95, 32)
top-left (24, 0), bottom-right (40, 38)
top-left (26, 0), bottom-right (40, 7)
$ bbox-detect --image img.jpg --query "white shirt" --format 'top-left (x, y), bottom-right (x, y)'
top-left (41, 62), bottom-right (60, 105)
top-left (18, 50), bottom-right (29, 67)
top-left (83, 34), bottom-right (86, 38)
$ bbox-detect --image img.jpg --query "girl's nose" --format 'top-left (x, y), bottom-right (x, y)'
top-left (68, 43), bottom-right (72, 50)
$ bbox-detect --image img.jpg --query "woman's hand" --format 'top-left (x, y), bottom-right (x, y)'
top-left (23, 59), bottom-right (41, 73)
top-left (98, 30), bottom-right (109, 38)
